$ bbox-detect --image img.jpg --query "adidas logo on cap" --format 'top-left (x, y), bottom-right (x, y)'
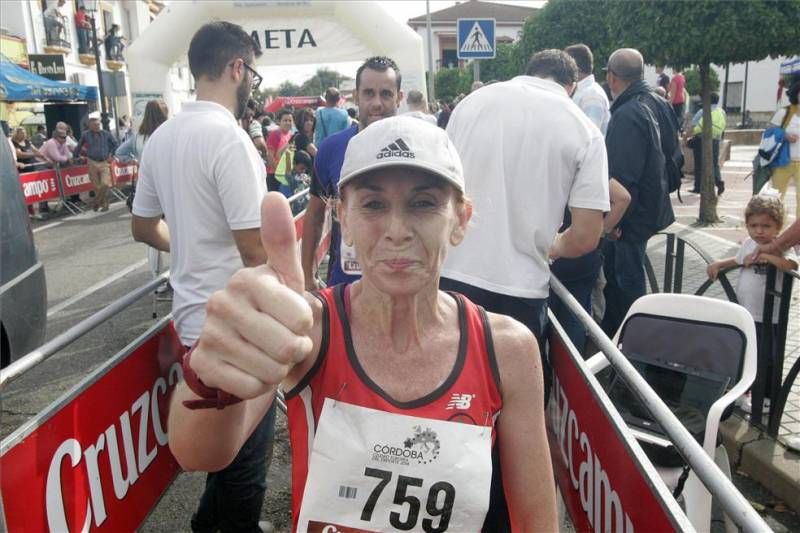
top-left (376, 137), bottom-right (415, 160)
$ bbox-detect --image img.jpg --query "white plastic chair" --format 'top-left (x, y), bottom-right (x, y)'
top-left (586, 293), bottom-right (757, 533)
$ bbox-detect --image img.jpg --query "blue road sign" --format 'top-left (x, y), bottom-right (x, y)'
top-left (457, 18), bottom-right (495, 60)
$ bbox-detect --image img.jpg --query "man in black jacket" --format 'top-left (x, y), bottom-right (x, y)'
top-left (601, 48), bottom-right (675, 335)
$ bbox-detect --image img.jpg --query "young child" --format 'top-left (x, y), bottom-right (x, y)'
top-left (287, 149), bottom-right (312, 213)
top-left (707, 195), bottom-right (798, 413)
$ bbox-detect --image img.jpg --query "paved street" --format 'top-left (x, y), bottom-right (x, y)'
top-left (3, 145), bottom-right (798, 531)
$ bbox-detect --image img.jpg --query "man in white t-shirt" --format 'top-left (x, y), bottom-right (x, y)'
top-left (131, 21), bottom-right (273, 533)
top-left (440, 49), bottom-right (610, 342)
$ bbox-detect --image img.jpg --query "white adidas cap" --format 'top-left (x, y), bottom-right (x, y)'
top-left (339, 116), bottom-right (464, 193)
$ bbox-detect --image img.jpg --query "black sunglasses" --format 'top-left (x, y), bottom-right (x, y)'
top-left (229, 59), bottom-right (262, 91)
top-left (241, 61), bottom-right (262, 91)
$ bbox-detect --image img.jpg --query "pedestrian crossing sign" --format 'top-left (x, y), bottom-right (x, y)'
top-left (457, 18), bottom-right (495, 59)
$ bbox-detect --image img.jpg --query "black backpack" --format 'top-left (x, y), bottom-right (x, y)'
top-left (641, 92), bottom-right (685, 200)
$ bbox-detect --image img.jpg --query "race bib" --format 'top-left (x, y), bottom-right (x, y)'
top-left (340, 239), bottom-right (362, 276)
top-left (298, 399), bottom-right (492, 532)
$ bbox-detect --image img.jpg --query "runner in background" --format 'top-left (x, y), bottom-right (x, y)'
top-left (301, 56), bottom-right (404, 290)
top-left (168, 117), bottom-right (558, 533)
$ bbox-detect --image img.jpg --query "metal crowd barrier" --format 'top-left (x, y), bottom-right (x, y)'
top-left (17, 160), bottom-right (138, 216)
top-left (549, 276), bottom-right (771, 532)
top-left (644, 231), bottom-right (799, 435)
top-left (0, 271), bottom-right (170, 388)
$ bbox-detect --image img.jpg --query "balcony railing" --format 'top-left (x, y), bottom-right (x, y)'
top-left (43, 13), bottom-right (71, 51)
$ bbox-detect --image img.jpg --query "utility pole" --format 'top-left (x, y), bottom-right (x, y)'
top-left (88, 5), bottom-right (110, 131)
top-left (741, 61), bottom-right (750, 127)
top-left (426, 0), bottom-right (436, 103)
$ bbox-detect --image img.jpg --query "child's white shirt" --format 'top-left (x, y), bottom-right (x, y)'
top-left (735, 237), bottom-right (798, 323)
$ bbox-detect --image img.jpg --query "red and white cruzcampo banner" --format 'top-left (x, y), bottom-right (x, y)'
top-left (0, 206), bottom-right (329, 532)
top-left (546, 328), bottom-right (690, 532)
top-left (59, 165), bottom-right (94, 196)
top-left (112, 161), bottom-right (138, 185)
top-left (0, 320), bottom-right (184, 532)
top-left (19, 168), bottom-right (61, 205)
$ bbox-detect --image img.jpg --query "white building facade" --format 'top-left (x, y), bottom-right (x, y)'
top-left (645, 57), bottom-right (793, 119)
top-left (0, 0), bottom-right (192, 130)
top-left (407, 0), bottom-right (536, 72)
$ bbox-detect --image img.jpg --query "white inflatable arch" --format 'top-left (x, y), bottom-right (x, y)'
top-left (126, 0), bottom-right (426, 116)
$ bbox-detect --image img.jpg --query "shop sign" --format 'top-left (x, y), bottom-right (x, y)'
top-left (29, 54), bottom-right (67, 81)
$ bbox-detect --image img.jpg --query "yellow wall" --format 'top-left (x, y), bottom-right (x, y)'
top-left (0, 34), bottom-right (29, 69)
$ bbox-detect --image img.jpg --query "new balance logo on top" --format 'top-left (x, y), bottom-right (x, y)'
top-left (446, 393), bottom-right (476, 410)
top-left (377, 138), bottom-right (415, 159)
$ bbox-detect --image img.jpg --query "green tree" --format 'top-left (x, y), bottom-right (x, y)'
top-left (298, 67), bottom-right (352, 96)
top-left (480, 43), bottom-right (519, 82)
top-left (684, 67), bottom-right (720, 96)
top-left (514, 0), bottom-right (614, 77)
top-left (276, 80), bottom-right (301, 96)
top-left (434, 68), bottom-right (472, 102)
top-left (265, 68), bottom-right (352, 99)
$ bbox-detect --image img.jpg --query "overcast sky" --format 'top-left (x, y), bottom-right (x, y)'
top-left (256, 0), bottom-right (545, 88)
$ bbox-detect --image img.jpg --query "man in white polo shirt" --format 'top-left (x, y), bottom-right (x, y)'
top-left (131, 21), bottom-right (273, 533)
top-left (441, 50), bottom-right (610, 343)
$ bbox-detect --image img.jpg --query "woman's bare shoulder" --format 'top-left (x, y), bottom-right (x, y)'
top-left (484, 312), bottom-right (542, 396)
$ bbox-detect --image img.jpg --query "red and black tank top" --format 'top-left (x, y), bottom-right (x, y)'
top-left (284, 284), bottom-right (503, 531)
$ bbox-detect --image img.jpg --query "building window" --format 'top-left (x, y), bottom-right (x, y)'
top-left (725, 81), bottom-right (743, 112)
top-left (123, 7), bottom-right (134, 44)
top-left (101, 8), bottom-right (113, 35)
top-left (42, 0), bottom-right (71, 48)
top-left (442, 49), bottom-right (458, 69)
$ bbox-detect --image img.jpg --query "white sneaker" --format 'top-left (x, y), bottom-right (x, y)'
top-left (786, 436), bottom-right (800, 453)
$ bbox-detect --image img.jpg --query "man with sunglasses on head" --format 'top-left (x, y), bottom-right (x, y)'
top-left (130, 21), bottom-right (274, 533)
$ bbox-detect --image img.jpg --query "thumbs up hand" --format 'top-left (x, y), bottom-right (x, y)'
top-left (190, 193), bottom-right (315, 400)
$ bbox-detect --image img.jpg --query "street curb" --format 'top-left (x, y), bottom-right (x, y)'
top-left (720, 415), bottom-right (800, 513)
